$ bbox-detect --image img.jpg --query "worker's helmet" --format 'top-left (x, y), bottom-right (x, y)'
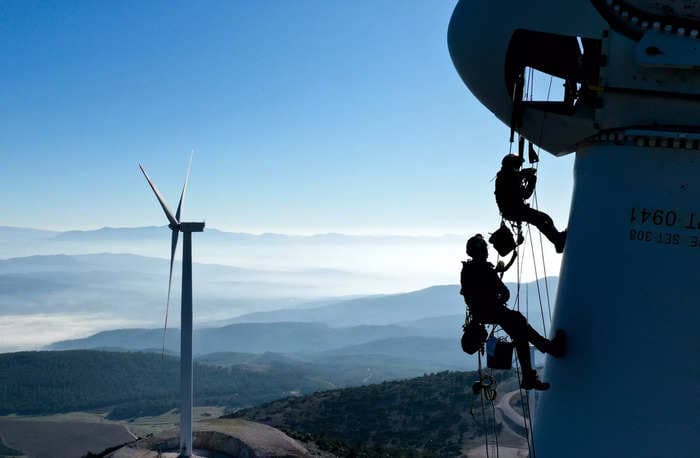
top-left (466, 234), bottom-right (488, 259)
top-left (501, 154), bottom-right (524, 169)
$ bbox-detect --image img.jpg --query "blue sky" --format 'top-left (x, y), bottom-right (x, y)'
top-left (0, 0), bottom-right (574, 234)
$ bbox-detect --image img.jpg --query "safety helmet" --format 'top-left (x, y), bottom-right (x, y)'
top-left (466, 234), bottom-right (488, 258)
top-left (501, 154), bottom-right (524, 169)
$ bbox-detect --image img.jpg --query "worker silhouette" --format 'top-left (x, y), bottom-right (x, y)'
top-left (495, 154), bottom-right (567, 253)
top-left (460, 234), bottom-right (565, 391)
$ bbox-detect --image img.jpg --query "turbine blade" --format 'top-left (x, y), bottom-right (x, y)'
top-left (139, 164), bottom-right (178, 227)
top-left (162, 228), bottom-right (179, 358)
top-left (175, 154), bottom-right (192, 223)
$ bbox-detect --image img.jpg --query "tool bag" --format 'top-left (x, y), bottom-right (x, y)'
top-left (489, 223), bottom-right (517, 257)
top-left (461, 320), bottom-right (487, 355)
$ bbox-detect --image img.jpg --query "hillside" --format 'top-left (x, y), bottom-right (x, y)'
top-left (0, 350), bottom-right (460, 419)
top-left (0, 350), bottom-right (341, 418)
top-left (229, 370), bottom-right (520, 457)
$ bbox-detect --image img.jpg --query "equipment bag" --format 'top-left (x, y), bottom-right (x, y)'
top-left (461, 320), bottom-right (487, 355)
top-left (489, 223), bottom-right (517, 257)
top-left (486, 336), bottom-right (514, 370)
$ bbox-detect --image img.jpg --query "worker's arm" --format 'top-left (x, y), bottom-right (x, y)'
top-left (490, 268), bottom-right (511, 303)
top-left (495, 250), bottom-right (517, 277)
top-left (521, 168), bottom-right (537, 199)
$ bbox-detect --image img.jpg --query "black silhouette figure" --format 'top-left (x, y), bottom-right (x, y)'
top-left (495, 154), bottom-right (567, 253)
top-left (460, 234), bottom-right (565, 391)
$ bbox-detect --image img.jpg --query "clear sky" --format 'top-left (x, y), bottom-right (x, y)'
top-left (0, 0), bottom-right (574, 235)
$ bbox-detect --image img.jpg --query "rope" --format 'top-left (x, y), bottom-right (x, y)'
top-left (483, 66), bottom-right (558, 458)
top-left (526, 223), bottom-right (548, 337)
top-left (532, 191), bottom-right (553, 321)
top-left (514, 357), bottom-right (538, 458)
top-left (477, 353), bottom-right (491, 458)
top-left (488, 370), bottom-right (500, 458)
top-left (511, 242), bottom-right (535, 457)
top-left (533, 74), bottom-right (555, 323)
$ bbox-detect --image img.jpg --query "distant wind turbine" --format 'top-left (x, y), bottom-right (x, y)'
top-left (139, 159), bottom-right (204, 458)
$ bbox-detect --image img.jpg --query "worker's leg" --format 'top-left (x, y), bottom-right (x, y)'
top-left (495, 309), bottom-right (533, 373)
top-left (496, 309), bottom-right (552, 390)
top-left (519, 207), bottom-right (560, 244)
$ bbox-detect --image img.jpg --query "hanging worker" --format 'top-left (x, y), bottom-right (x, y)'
top-left (495, 154), bottom-right (567, 253)
top-left (460, 234), bottom-right (566, 391)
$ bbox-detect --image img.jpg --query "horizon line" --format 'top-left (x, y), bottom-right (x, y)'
top-left (0, 224), bottom-right (470, 239)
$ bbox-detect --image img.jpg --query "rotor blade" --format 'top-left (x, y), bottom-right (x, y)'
top-left (175, 154), bottom-right (192, 223)
top-left (162, 228), bottom-right (179, 358)
top-left (139, 164), bottom-right (178, 227)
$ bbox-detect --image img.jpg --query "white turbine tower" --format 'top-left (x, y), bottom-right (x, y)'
top-left (448, 1), bottom-right (700, 456)
top-left (140, 161), bottom-right (204, 457)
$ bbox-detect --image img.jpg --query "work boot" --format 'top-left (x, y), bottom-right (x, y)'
top-left (548, 330), bottom-right (566, 358)
top-left (520, 370), bottom-right (550, 391)
top-left (554, 230), bottom-right (567, 253)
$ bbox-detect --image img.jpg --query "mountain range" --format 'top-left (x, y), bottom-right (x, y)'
top-left (0, 225), bottom-right (468, 295)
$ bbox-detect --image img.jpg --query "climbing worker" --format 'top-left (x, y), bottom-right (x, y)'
top-left (460, 234), bottom-right (566, 391)
top-left (495, 154), bottom-right (567, 253)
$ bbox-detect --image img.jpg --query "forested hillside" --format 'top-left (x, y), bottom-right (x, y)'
top-left (0, 350), bottom-right (339, 418)
top-left (230, 370), bottom-right (518, 457)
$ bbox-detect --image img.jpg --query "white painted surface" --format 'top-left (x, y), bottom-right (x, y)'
top-left (180, 231), bottom-right (194, 457)
top-left (535, 143), bottom-right (700, 457)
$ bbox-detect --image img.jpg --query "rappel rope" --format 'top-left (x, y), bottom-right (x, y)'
top-left (508, 69), bottom-right (555, 455)
top-left (475, 353), bottom-right (491, 458)
top-left (509, 69), bottom-right (555, 457)
top-left (533, 191), bottom-right (554, 321)
top-left (513, 234), bottom-right (536, 458)
top-left (475, 351), bottom-right (500, 458)
top-left (472, 69), bottom-right (558, 458)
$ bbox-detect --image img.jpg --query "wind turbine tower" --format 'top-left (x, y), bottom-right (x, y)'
top-left (140, 162), bottom-right (204, 457)
top-left (448, 1), bottom-right (700, 457)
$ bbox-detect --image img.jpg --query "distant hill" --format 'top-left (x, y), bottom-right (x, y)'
top-left (311, 336), bottom-right (468, 371)
top-left (229, 278), bottom-right (558, 331)
top-left (0, 226), bottom-right (467, 300)
top-left (231, 285), bottom-right (458, 326)
top-left (197, 351), bottom-right (456, 386)
top-left (229, 370), bottom-right (520, 457)
top-left (47, 322), bottom-right (439, 354)
top-left (45, 226), bottom-right (463, 245)
top-left (0, 226), bottom-right (57, 241)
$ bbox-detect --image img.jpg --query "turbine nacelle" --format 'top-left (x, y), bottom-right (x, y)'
top-left (179, 222), bottom-right (205, 233)
top-left (448, 0), bottom-right (700, 156)
top-left (168, 222), bottom-right (206, 232)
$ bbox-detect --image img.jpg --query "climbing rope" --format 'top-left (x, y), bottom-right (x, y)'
top-left (512, 241), bottom-right (536, 458)
top-left (532, 190), bottom-right (554, 321)
top-left (526, 223), bottom-right (548, 337)
top-left (476, 352), bottom-right (491, 458)
top-left (475, 351), bottom-right (500, 458)
top-left (472, 66), bottom-right (559, 458)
